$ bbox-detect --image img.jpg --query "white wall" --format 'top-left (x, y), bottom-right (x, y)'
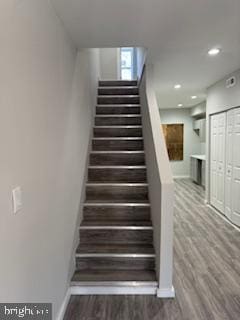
top-left (206, 68), bottom-right (240, 202)
top-left (190, 102), bottom-right (206, 118)
top-left (191, 102), bottom-right (206, 154)
top-left (136, 47), bottom-right (147, 80)
top-left (159, 108), bottom-right (201, 178)
top-left (62, 48), bottom-right (100, 293)
top-left (140, 66), bottom-right (174, 297)
top-left (99, 48), bottom-right (120, 79)
top-left (207, 69), bottom-right (240, 114)
top-left (0, 1), bottom-right (100, 318)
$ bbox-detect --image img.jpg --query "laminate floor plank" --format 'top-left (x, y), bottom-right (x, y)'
top-left (64, 179), bottom-right (240, 320)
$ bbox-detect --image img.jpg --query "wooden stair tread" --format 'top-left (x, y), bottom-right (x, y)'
top-left (99, 80), bottom-right (138, 87)
top-left (84, 202), bottom-right (150, 205)
top-left (71, 270), bottom-right (157, 283)
top-left (76, 243), bottom-right (155, 254)
top-left (84, 200), bottom-right (150, 204)
top-left (81, 220), bottom-right (152, 226)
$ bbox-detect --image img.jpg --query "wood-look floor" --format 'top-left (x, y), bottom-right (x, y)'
top-left (64, 179), bottom-right (240, 320)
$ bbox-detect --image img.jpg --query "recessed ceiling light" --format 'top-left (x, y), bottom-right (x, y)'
top-left (208, 48), bottom-right (221, 56)
top-left (174, 84), bottom-right (181, 89)
top-left (191, 95), bottom-right (197, 99)
top-left (178, 104), bottom-right (183, 107)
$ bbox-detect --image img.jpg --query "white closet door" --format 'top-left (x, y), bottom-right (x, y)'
top-left (210, 113), bottom-right (226, 213)
top-left (210, 115), bottom-right (218, 209)
top-left (231, 108), bottom-right (240, 226)
top-left (225, 110), bottom-right (234, 219)
top-left (217, 113), bottom-right (226, 212)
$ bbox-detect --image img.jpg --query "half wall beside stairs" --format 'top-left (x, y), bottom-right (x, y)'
top-left (140, 66), bottom-right (175, 297)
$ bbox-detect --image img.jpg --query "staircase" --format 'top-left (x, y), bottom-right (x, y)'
top-left (71, 80), bottom-right (157, 292)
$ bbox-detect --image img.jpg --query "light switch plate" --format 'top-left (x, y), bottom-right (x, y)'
top-left (12, 187), bottom-right (22, 214)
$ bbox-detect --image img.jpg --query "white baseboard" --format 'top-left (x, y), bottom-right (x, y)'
top-left (206, 205), bottom-right (240, 231)
top-left (157, 286), bottom-right (175, 298)
top-left (70, 286), bottom-right (157, 295)
top-left (173, 175), bottom-right (190, 179)
top-left (55, 284), bottom-right (174, 318)
top-left (56, 288), bottom-right (71, 320)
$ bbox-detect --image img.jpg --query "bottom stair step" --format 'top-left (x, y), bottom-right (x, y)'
top-left (71, 270), bottom-right (157, 285)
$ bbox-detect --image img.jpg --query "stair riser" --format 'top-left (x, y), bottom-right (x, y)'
top-left (95, 116), bottom-right (141, 126)
top-left (77, 244), bottom-right (154, 254)
top-left (88, 168), bottom-right (147, 183)
top-left (81, 220), bottom-right (151, 226)
top-left (98, 96), bottom-right (140, 105)
top-left (94, 127), bottom-right (142, 137)
top-left (96, 106), bottom-right (140, 115)
top-left (83, 206), bottom-right (151, 221)
top-left (90, 153), bottom-right (145, 166)
top-left (99, 80), bottom-right (138, 87)
top-left (80, 229), bottom-right (153, 244)
top-left (86, 185), bottom-right (148, 201)
top-left (98, 88), bottom-right (139, 96)
top-left (92, 139), bottom-right (144, 151)
top-left (76, 257), bottom-right (155, 271)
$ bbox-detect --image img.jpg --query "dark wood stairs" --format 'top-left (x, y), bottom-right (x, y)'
top-left (71, 80), bottom-right (157, 288)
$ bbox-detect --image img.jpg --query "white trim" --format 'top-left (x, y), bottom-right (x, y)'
top-left (79, 226), bottom-right (153, 230)
top-left (75, 253), bottom-right (155, 258)
top-left (95, 114), bottom-right (141, 117)
top-left (99, 86), bottom-right (139, 89)
top-left (86, 183), bottom-right (148, 187)
top-left (98, 80), bottom-right (138, 83)
top-left (173, 175), bottom-right (190, 179)
top-left (94, 125), bottom-right (142, 128)
top-left (206, 205), bottom-right (240, 231)
top-left (71, 281), bottom-right (157, 287)
top-left (88, 165), bottom-right (146, 169)
top-left (157, 286), bottom-right (175, 298)
top-left (84, 202), bottom-right (150, 207)
top-left (97, 104), bottom-right (140, 107)
top-left (56, 288), bottom-right (71, 320)
top-left (98, 95), bottom-right (140, 98)
top-left (93, 137), bottom-right (143, 140)
top-left (91, 150), bottom-right (144, 154)
top-left (70, 286), bottom-right (157, 295)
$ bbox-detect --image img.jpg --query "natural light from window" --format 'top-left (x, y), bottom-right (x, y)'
top-left (120, 48), bottom-right (134, 80)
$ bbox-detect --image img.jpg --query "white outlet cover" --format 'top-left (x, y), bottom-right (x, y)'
top-left (12, 187), bottom-right (22, 214)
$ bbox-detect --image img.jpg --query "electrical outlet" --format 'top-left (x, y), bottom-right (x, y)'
top-left (12, 187), bottom-right (22, 214)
